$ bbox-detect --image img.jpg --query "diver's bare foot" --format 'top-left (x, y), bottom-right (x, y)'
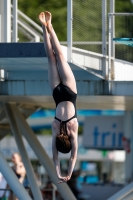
top-left (39, 12), bottom-right (47, 27)
top-left (45, 11), bottom-right (52, 32)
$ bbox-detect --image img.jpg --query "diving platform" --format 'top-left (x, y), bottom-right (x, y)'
top-left (0, 43), bottom-right (133, 112)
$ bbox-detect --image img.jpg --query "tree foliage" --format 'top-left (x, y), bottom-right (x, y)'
top-left (18, 0), bottom-right (133, 42)
top-left (116, 0), bottom-right (133, 12)
top-left (18, 0), bottom-right (67, 41)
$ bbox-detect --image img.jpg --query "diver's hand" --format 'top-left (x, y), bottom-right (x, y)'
top-left (66, 175), bottom-right (71, 181)
top-left (57, 176), bottom-right (71, 184)
top-left (58, 176), bottom-right (67, 184)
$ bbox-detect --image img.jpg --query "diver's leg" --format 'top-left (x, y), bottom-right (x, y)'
top-left (39, 12), bottom-right (61, 90)
top-left (45, 11), bottom-right (77, 94)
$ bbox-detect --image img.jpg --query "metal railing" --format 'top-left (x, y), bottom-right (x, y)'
top-left (10, 0), bottom-right (109, 80)
top-left (108, 12), bottom-right (133, 81)
top-left (11, 3), bottom-right (43, 42)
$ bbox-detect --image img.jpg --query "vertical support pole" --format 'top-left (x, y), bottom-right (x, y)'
top-left (11, 104), bottom-right (76, 200)
top-left (110, 0), bottom-right (115, 59)
top-left (0, 14), bottom-right (1, 42)
top-left (13, 0), bottom-right (18, 42)
top-left (108, 13), bottom-right (112, 94)
top-left (4, 0), bottom-right (11, 42)
top-left (0, 151), bottom-right (32, 200)
top-left (124, 111), bottom-right (133, 185)
top-left (0, 0), bottom-right (4, 42)
top-left (108, 14), bottom-right (112, 81)
top-left (108, 0), bottom-right (115, 94)
top-left (67, 0), bottom-right (73, 62)
top-left (102, 0), bottom-right (107, 79)
top-left (4, 103), bottom-right (43, 200)
top-left (110, 0), bottom-right (115, 81)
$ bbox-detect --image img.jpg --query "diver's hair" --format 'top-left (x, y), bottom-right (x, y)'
top-left (56, 122), bottom-right (72, 154)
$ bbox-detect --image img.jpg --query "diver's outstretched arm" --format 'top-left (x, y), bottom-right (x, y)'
top-left (52, 127), bottom-right (61, 178)
top-left (67, 123), bottom-right (78, 179)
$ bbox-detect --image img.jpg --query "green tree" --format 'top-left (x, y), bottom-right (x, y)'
top-left (18, 0), bottom-right (67, 41)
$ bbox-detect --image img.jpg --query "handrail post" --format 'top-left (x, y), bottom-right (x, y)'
top-left (0, 14), bottom-right (1, 42)
top-left (108, 0), bottom-right (115, 93)
top-left (67, 0), bottom-right (73, 62)
top-left (35, 35), bottom-right (40, 42)
top-left (110, 0), bottom-right (115, 60)
top-left (102, 0), bottom-right (107, 79)
top-left (4, 0), bottom-right (11, 42)
top-left (108, 13), bottom-right (112, 82)
top-left (13, 0), bottom-right (18, 42)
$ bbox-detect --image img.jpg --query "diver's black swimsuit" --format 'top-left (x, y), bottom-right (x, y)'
top-left (53, 82), bottom-right (77, 125)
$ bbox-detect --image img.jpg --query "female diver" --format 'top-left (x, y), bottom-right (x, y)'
top-left (39, 11), bottom-right (78, 183)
